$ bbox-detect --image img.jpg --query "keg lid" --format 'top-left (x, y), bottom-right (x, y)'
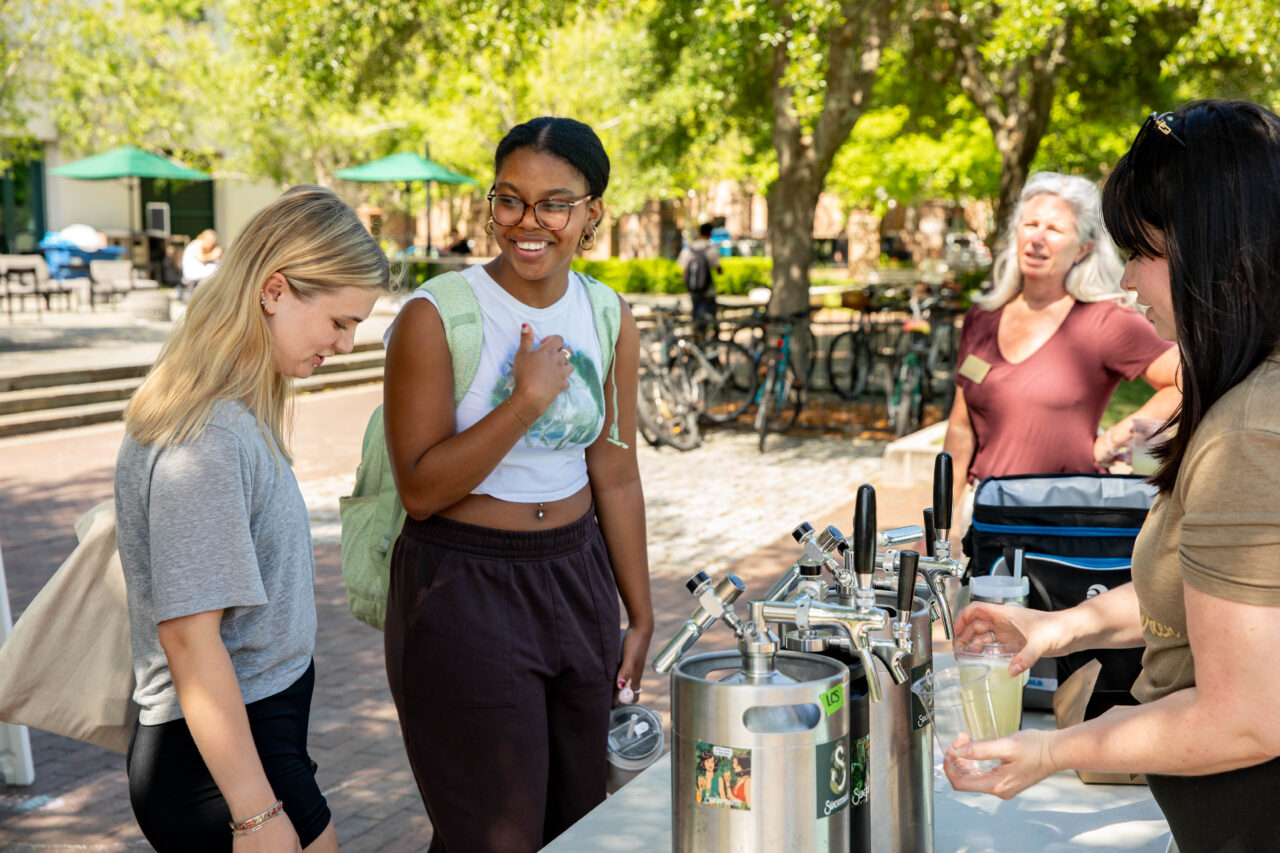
top-left (606, 704), bottom-right (664, 767)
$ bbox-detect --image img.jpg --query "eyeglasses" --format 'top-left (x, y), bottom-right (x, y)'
top-left (1133, 111), bottom-right (1187, 149)
top-left (487, 191), bottom-right (594, 231)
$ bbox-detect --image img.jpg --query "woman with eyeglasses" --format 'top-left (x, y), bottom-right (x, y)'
top-left (380, 116), bottom-right (652, 852)
top-left (947, 100), bottom-right (1280, 851)
top-left (942, 172), bottom-right (1180, 541)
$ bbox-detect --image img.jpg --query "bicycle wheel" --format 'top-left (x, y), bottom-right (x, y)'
top-left (926, 316), bottom-right (958, 375)
top-left (636, 371), bottom-right (666, 448)
top-left (755, 367), bottom-right (776, 452)
top-left (767, 361), bottom-right (803, 433)
top-left (893, 359), bottom-right (925, 438)
top-left (638, 370), bottom-right (701, 450)
top-left (699, 339), bottom-right (756, 423)
top-left (827, 329), bottom-right (871, 400)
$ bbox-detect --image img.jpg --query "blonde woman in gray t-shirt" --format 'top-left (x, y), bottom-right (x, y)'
top-left (114, 186), bottom-right (388, 853)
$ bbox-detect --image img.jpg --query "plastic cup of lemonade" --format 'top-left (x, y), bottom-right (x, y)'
top-left (954, 643), bottom-right (1027, 738)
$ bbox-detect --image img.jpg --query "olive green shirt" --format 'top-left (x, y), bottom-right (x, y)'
top-left (1130, 355), bottom-right (1280, 704)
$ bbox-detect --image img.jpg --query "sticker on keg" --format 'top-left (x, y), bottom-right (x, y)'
top-left (911, 661), bottom-right (932, 731)
top-left (693, 741), bottom-right (751, 810)
top-left (819, 683), bottom-right (845, 716)
top-left (815, 735), bottom-right (863, 818)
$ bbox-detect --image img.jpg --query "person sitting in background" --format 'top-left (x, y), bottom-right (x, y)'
top-left (180, 229), bottom-right (222, 299)
top-left (942, 172), bottom-right (1181, 536)
top-left (445, 227), bottom-right (472, 255)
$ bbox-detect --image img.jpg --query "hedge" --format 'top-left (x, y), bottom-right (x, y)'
top-left (571, 256), bottom-right (773, 295)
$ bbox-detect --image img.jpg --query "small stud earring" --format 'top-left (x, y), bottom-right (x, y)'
top-left (260, 293), bottom-right (266, 305)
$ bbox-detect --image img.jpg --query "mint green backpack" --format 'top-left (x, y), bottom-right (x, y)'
top-left (339, 271), bottom-right (624, 630)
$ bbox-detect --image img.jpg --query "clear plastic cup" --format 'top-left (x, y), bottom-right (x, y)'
top-left (911, 664), bottom-right (1000, 774)
top-left (954, 644), bottom-right (1028, 738)
top-left (1129, 417), bottom-right (1165, 476)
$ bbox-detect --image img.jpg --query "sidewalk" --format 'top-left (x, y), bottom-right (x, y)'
top-left (0, 308), bottom-right (933, 851)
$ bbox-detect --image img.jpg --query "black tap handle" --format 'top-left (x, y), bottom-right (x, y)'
top-left (853, 484), bottom-right (876, 581)
top-left (792, 521), bottom-right (815, 543)
top-left (686, 570), bottom-right (712, 595)
top-left (933, 453), bottom-right (953, 530)
top-left (898, 551), bottom-right (919, 619)
top-left (923, 508), bottom-right (937, 558)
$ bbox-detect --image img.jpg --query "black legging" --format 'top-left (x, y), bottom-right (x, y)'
top-left (1148, 756), bottom-right (1280, 853)
top-left (127, 661), bottom-right (330, 852)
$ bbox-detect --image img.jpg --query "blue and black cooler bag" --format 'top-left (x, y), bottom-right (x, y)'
top-left (963, 473), bottom-right (1158, 713)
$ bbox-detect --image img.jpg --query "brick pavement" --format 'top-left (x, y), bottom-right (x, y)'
top-left (0, 326), bottom-right (936, 851)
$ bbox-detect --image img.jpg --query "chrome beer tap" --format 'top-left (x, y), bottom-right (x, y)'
top-left (873, 453), bottom-right (965, 638)
top-left (868, 550), bottom-right (919, 683)
top-left (750, 485), bottom-right (891, 701)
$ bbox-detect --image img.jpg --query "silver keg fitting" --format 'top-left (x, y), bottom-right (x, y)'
top-left (749, 596), bottom-right (889, 702)
top-left (791, 522), bottom-right (852, 587)
top-left (876, 526), bottom-right (924, 548)
top-left (652, 571), bottom-right (747, 674)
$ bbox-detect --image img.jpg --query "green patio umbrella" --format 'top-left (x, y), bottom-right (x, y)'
top-left (49, 146), bottom-right (211, 234)
top-left (335, 150), bottom-right (478, 251)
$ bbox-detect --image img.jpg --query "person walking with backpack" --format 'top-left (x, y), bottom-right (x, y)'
top-left (381, 116), bottom-right (653, 852)
top-left (115, 186), bottom-right (389, 852)
top-left (678, 222), bottom-right (722, 338)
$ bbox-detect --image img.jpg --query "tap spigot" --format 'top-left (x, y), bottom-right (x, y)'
top-left (751, 595), bottom-right (889, 701)
top-left (652, 571), bottom-right (746, 674)
top-left (868, 549), bottom-right (922, 684)
top-left (932, 452), bottom-right (954, 560)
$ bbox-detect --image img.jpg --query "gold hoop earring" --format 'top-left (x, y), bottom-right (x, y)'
top-left (485, 218), bottom-right (495, 236)
top-left (579, 225), bottom-right (597, 251)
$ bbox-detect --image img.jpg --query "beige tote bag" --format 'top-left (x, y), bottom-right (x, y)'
top-left (0, 500), bottom-right (139, 753)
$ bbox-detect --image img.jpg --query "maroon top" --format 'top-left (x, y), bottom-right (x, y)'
top-left (956, 300), bottom-right (1174, 482)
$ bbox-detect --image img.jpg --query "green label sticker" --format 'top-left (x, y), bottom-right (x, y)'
top-left (815, 736), bottom-right (852, 818)
top-left (820, 683), bottom-right (845, 716)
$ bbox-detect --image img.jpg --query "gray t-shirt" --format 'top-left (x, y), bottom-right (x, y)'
top-left (114, 400), bottom-right (316, 725)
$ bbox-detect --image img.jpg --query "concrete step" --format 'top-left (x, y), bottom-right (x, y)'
top-left (880, 420), bottom-right (949, 486)
top-left (0, 399), bottom-right (130, 437)
top-left (0, 355), bottom-right (386, 438)
top-left (0, 340), bottom-right (383, 394)
top-left (0, 376), bottom-right (142, 416)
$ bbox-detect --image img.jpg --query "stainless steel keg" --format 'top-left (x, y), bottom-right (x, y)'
top-left (671, 650), bottom-right (858, 852)
top-left (868, 590), bottom-right (934, 853)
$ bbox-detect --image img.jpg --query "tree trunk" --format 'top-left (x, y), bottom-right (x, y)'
top-left (767, 170), bottom-right (821, 379)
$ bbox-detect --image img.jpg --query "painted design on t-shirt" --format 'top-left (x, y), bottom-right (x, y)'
top-left (490, 350), bottom-right (604, 450)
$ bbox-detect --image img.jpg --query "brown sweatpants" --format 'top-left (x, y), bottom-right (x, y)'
top-left (384, 509), bottom-right (621, 853)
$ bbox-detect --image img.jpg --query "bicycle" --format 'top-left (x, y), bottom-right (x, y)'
top-left (752, 311), bottom-right (809, 452)
top-left (636, 341), bottom-right (701, 451)
top-left (649, 305), bottom-right (758, 425)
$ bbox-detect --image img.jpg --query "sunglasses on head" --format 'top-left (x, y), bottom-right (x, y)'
top-left (1133, 110), bottom-right (1187, 149)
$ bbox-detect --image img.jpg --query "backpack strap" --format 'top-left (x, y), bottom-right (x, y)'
top-left (419, 271), bottom-right (482, 407)
top-left (578, 271), bottom-right (628, 449)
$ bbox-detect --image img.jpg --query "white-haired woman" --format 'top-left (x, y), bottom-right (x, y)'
top-left (943, 172), bottom-right (1181, 525)
top-left (115, 185), bottom-right (390, 852)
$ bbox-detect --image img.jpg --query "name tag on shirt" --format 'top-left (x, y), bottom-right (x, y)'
top-left (958, 354), bottom-right (992, 384)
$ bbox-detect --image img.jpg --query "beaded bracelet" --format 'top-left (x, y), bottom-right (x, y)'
top-left (230, 799), bottom-right (283, 836)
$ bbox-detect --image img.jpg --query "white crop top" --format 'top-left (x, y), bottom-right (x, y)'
top-left (388, 264), bottom-right (606, 502)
